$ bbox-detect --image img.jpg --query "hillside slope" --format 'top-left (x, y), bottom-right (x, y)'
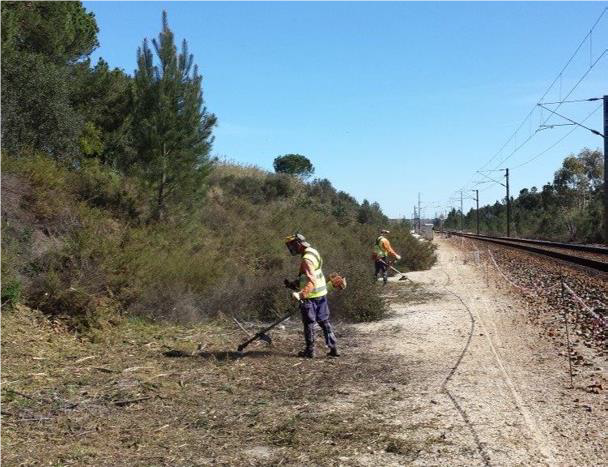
top-left (1, 155), bottom-right (436, 330)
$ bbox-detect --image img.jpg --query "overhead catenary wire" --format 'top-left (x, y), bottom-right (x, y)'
top-left (489, 48), bottom-right (607, 171)
top-left (537, 102), bottom-right (604, 137)
top-left (475, 7), bottom-right (607, 175)
top-left (446, 8), bottom-right (607, 210)
top-left (540, 97), bottom-right (603, 105)
top-left (510, 103), bottom-right (603, 170)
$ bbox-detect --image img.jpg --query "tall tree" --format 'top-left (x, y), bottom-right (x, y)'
top-left (273, 154), bottom-right (315, 179)
top-left (1, 1), bottom-right (98, 159)
top-left (132, 11), bottom-right (216, 220)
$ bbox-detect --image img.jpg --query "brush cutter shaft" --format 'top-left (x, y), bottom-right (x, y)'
top-left (237, 309), bottom-right (296, 352)
top-left (378, 258), bottom-right (404, 275)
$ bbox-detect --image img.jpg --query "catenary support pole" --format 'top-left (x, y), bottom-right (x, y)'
top-left (418, 192), bottom-right (422, 233)
top-left (604, 95), bottom-right (607, 244)
top-left (474, 189), bottom-right (479, 235)
top-left (505, 168), bottom-right (511, 237)
top-left (460, 191), bottom-right (463, 232)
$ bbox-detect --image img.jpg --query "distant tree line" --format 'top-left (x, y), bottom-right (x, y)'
top-left (443, 148), bottom-right (604, 243)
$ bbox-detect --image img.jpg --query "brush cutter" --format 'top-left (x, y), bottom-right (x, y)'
top-left (236, 307), bottom-right (297, 353)
top-left (235, 273), bottom-right (347, 353)
top-left (378, 258), bottom-right (409, 281)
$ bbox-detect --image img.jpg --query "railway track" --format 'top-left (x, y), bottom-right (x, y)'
top-left (447, 231), bottom-right (608, 273)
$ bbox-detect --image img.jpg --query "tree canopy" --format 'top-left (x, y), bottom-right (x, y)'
top-left (273, 154), bottom-right (315, 179)
top-left (1, 1), bottom-right (99, 159)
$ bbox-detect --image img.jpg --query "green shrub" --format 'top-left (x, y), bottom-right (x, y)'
top-left (0, 234), bottom-right (23, 308)
top-left (1, 279), bottom-right (22, 309)
top-left (2, 154), bottom-right (436, 330)
top-left (72, 159), bottom-right (142, 219)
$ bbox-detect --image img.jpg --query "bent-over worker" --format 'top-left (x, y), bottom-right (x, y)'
top-left (372, 229), bottom-right (401, 285)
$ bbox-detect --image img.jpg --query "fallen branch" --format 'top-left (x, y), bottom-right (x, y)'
top-left (75, 355), bottom-right (96, 364)
top-left (122, 366), bottom-right (153, 373)
top-left (93, 367), bottom-right (118, 373)
top-left (113, 396), bottom-right (152, 407)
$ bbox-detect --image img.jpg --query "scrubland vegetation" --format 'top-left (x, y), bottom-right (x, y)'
top-left (2, 154), bottom-right (435, 333)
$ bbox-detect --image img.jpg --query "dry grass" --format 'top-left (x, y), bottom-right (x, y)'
top-left (1, 305), bottom-right (441, 466)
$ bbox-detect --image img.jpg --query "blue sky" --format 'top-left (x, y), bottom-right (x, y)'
top-left (84, 1), bottom-right (607, 219)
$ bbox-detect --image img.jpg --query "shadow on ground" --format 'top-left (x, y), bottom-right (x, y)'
top-left (162, 349), bottom-right (293, 360)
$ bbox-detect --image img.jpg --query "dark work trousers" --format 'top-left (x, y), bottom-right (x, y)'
top-left (374, 256), bottom-right (389, 285)
top-left (299, 296), bottom-right (337, 352)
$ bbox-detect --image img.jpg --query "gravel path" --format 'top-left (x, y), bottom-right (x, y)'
top-left (352, 237), bottom-right (607, 466)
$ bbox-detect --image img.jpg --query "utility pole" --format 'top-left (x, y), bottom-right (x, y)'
top-left (476, 169), bottom-right (509, 237)
top-left (459, 190), bottom-right (463, 232)
top-left (472, 189), bottom-right (479, 235)
top-left (505, 168), bottom-right (511, 237)
top-left (604, 95), bottom-right (607, 244)
top-left (418, 192), bottom-right (421, 233)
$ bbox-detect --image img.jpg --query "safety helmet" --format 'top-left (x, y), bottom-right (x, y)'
top-left (380, 229), bottom-right (390, 234)
top-left (285, 233), bottom-right (309, 255)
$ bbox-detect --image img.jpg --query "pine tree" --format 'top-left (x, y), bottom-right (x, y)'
top-left (132, 11), bottom-right (216, 220)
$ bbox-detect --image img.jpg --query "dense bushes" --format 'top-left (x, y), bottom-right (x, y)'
top-left (2, 154), bottom-right (436, 331)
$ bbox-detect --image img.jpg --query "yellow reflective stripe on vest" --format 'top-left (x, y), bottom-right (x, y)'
top-left (299, 247), bottom-right (327, 298)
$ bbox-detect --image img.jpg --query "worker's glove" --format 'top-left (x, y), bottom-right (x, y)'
top-left (291, 291), bottom-right (301, 301)
top-left (395, 254), bottom-right (402, 261)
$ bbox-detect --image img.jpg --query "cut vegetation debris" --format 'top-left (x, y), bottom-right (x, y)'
top-left (2, 305), bottom-right (417, 465)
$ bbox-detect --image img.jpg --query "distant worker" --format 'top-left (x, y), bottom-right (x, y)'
top-left (372, 229), bottom-right (401, 285)
top-left (284, 233), bottom-right (344, 358)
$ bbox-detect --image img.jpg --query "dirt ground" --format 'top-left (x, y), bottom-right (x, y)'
top-left (351, 237), bottom-right (607, 466)
top-left (2, 237), bottom-right (606, 466)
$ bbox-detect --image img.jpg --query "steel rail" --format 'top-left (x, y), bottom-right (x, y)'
top-left (455, 231), bottom-right (608, 254)
top-left (447, 231), bottom-right (608, 273)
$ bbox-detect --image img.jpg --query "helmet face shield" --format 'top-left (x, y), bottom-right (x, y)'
top-left (285, 233), bottom-right (306, 256)
top-left (286, 240), bottom-right (299, 256)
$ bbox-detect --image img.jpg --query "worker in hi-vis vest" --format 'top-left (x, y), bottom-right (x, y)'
top-left (372, 229), bottom-right (401, 285)
top-left (284, 233), bottom-right (341, 358)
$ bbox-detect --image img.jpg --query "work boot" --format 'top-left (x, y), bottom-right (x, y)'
top-left (327, 348), bottom-right (340, 357)
top-left (298, 349), bottom-right (314, 358)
